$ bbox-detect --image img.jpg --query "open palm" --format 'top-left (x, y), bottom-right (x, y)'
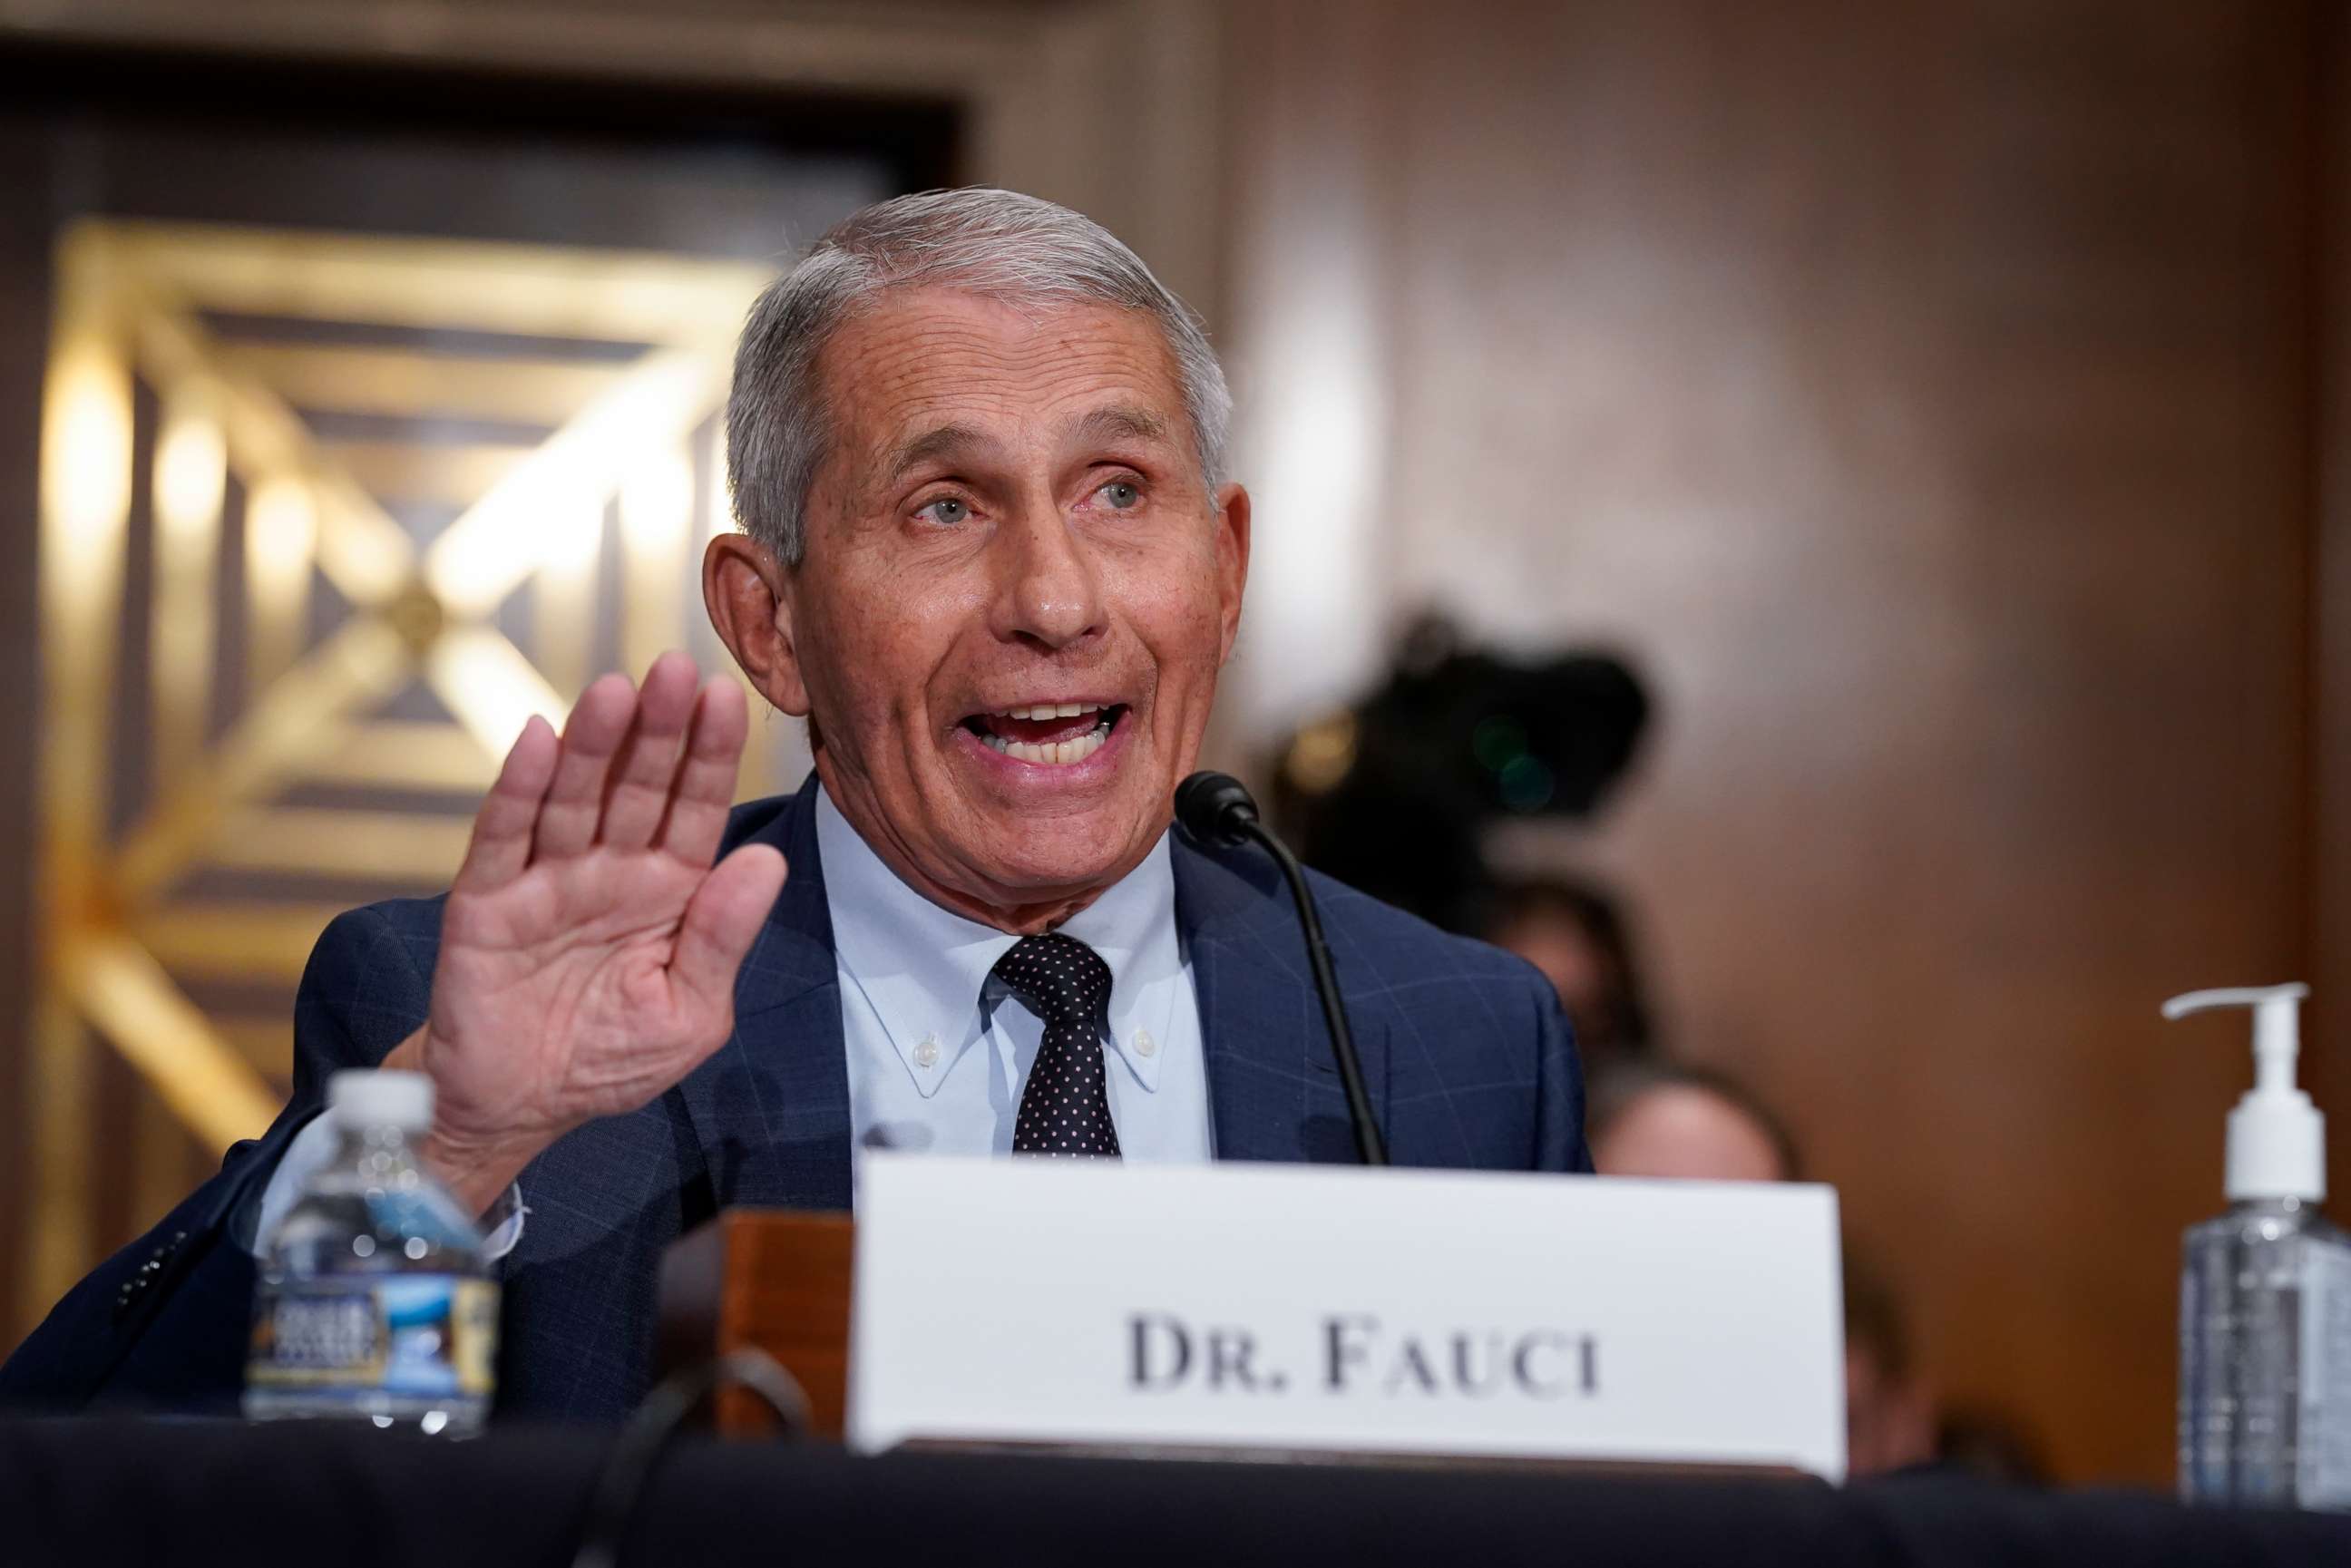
top-left (395, 652), bottom-right (787, 1208)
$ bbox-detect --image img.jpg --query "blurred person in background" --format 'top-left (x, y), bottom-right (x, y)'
top-left (1934, 1405), bottom-right (2053, 1488)
top-left (1841, 1246), bottom-right (1941, 1478)
top-left (1589, 1058), bottom-right (1995, 1479)
top-left (1587, 1058), bottom-right (1799, 1183)
top-left (1488, 874), bottom-right (1655, 1076)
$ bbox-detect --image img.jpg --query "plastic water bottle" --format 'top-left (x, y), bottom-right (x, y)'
top-left (244, 1069), bottom-right (499, 1434)
top-left (2168, 985), bottom-right (2351, 1508)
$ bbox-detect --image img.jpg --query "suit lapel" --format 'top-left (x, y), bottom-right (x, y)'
top-left (675, 775), bottom-right (856, 1212)
top-left (1173, 835), bottom-right (1390, 1164)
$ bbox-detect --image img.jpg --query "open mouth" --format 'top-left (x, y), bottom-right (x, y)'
top-left (960, 701), bottom-right (1129, 765)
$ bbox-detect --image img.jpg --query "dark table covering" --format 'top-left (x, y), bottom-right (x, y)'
top-left (4, 1417), bottom-right (2346, 1567)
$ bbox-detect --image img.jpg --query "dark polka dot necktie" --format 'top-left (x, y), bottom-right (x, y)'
top-left (993, 932), bottom-right (1122, 1158)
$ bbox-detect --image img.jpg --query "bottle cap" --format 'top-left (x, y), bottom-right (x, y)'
top-left (2161, 983), bottom-right (2323, 1203)
top-left (327, 1069), bottom-right (434, 1133)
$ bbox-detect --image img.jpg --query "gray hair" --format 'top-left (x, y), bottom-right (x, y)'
top-left (725, 187), bottom-right (1232, 565)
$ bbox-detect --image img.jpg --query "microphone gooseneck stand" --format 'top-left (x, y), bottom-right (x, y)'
top-left (570, 1349), bottom-right (811, 1568)
top-left (1175, 771), bottom-right (1390, 1166)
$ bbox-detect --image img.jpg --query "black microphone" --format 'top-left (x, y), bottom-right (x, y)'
top-left (1175, 771), bottom-right (1389, 1165)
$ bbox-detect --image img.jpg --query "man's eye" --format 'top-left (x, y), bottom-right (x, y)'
top-left (916, 496), bottom-right (970, 526)
top-left (1097, 480), bottom-right (1142, 511)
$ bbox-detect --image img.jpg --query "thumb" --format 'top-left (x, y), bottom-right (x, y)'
top-left (672, 844), bottom-right (788, 1010)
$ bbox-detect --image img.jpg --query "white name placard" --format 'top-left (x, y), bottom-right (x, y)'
top-left (848, 1155), bottom-right (1845, 1479)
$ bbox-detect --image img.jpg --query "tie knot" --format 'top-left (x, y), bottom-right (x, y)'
top-left (991, 932), bottom-right (1112, 1032)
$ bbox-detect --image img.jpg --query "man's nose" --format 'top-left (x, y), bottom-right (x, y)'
top-left (990, 502), bottom-right (1107, 652)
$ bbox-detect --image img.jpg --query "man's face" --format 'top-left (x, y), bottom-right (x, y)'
top-left (766, 287), bottom-right (1248, 926)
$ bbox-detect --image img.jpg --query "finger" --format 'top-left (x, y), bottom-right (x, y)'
top-left (454, 716), bottom-right (559, 892)
top-left (671, 843), bottom-right (788, 1011)
top-left (657, 679), bottom-right (752, 868)
top-left (532, 673), bottom-right (639, 860)
top-left (597, 650), bottom-right (700, 851)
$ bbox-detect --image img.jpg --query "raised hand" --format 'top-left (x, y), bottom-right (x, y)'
top-left (384, 651), bottom-right (789, 1212)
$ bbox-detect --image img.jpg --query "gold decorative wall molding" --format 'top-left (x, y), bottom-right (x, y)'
top-left (31, 219), bottom-right (783, 1315)
top-left (5, 0), bottom-right (1228, 1342)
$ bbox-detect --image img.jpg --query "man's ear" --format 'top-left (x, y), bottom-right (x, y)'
top-left (1212, 482), bottom-right (1252, 665)
top-left (703, 532), bottom-right (812, 716)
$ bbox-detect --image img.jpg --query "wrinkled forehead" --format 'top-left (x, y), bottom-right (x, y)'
top-left (812, 287), bottom-right (1193, 484)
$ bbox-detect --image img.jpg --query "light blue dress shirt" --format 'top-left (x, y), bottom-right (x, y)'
top-left (816, 785), bottom-right (1215, 1169)
top-left (249, 784), bottom-right (1213, 1258)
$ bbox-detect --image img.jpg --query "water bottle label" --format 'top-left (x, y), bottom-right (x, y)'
top-left (247, 1275), bottom-right (499, 1402)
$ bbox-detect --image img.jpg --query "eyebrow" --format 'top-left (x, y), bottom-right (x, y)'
top-left (877, 404), bottom-right (1177, 490)
top-left (882, 423), bottom-right (990, 487)
top-left (1068, 404), bottom-right (1173, 449)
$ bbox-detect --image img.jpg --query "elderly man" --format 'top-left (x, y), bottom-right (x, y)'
top-left (4, 189), bottom-right (1589, 1418)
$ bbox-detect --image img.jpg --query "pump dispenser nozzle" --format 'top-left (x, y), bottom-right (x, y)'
top-left (2163, 983), bottom-right (2322, 1203)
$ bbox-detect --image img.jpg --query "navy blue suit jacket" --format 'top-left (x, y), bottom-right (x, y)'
top-left (3, 778), bottom-right (1589, 1420)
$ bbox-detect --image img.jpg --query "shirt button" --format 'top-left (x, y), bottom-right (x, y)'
top-left (1132, 1028), bottom-right (1157, 1058)
top-left (912, 1035), bottom-right (941, 1070)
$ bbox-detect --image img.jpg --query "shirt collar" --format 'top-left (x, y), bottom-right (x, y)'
top-left (814, 784), bottom-right (1180, 1096)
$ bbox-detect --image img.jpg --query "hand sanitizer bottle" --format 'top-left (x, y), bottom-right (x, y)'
top-left (2170, 983), bottom-right (2351, 1508)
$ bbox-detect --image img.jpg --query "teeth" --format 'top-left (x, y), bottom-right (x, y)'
top-left (979, 716), bottom-right (1112, 765)
top-left (1000, 702), bottom-right (1097, 720)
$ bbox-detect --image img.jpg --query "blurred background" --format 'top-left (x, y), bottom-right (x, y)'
top-left (0, 0), bottom-right (2342, 1488)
